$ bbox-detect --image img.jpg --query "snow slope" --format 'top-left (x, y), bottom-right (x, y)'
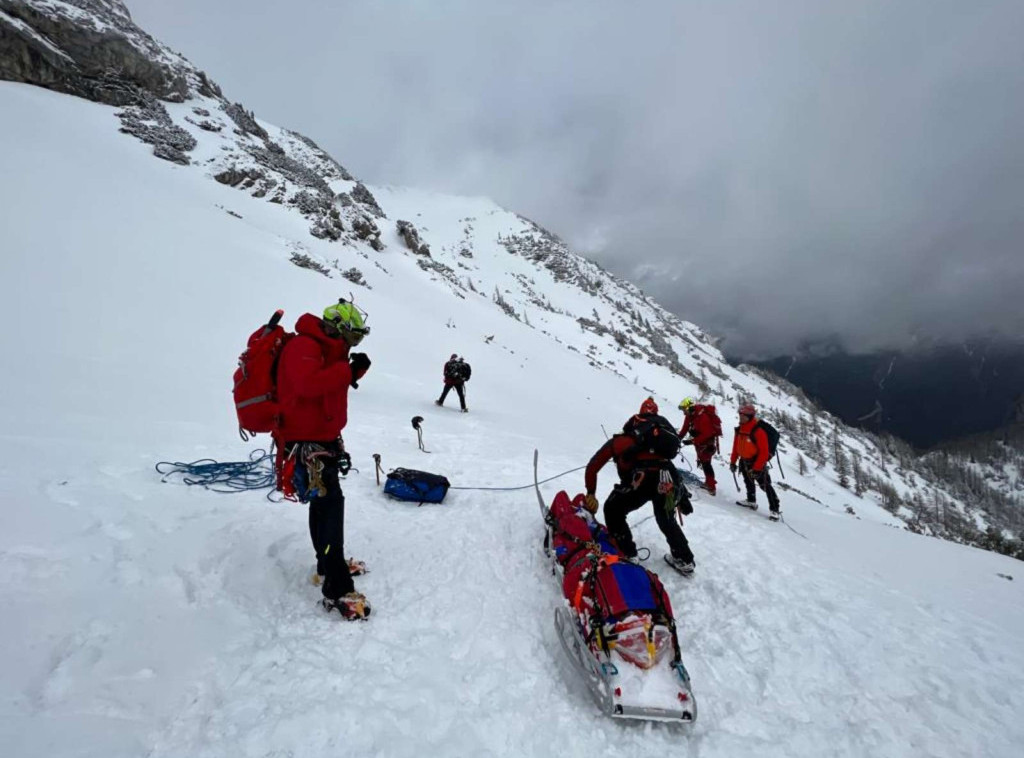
top-left (3, 82), bottom-right (1024, 758)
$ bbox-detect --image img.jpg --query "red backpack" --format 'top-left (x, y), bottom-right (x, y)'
top-left (697, 405), bottom-right (723, 438)
top-left (232, 310), bottom-right (293, 440)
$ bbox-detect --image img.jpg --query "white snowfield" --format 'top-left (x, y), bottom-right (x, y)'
top-left (2, 82), bottom-right (1023, 758)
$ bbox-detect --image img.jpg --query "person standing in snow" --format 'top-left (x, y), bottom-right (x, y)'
top-left (436, 353), bottom-right (471, 412)
top-left (275, 299), bottom-right (372, 620)
top-left (584, 397), bottom-right (697, 575)
top-left (729, 404), bottom-right (782, 521)
top-left (678, 397), bottom-right (722, 496)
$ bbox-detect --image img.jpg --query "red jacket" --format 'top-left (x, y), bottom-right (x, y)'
top-left (585, 434), bottom-right (665, 494)
top-left (275, 314), bottom-right (366, 443)
top-left (679, 406), bottom-right (718, 448)
top-left (730, 418), bottom-right (771, 471)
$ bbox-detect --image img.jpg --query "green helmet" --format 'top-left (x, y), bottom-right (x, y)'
top-left (323, 299), bottom-right (370, 346)
top-left (679, 397), bottom-right (695, 411)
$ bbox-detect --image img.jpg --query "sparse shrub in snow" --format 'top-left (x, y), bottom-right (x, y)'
top-left (341, 267), bottom-right (369, 288)
top-left (289, 251), bottom-right (330, 276)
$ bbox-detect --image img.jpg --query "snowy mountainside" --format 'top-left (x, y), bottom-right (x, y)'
top-left (5, 80), bottom-right (1024, 758)
top-left (2, 5), bottom-right (1024, 757)
top-left (1, 1), bottom-right (1010, 555)
top-left (3, 82), bottom-right (1024, 758)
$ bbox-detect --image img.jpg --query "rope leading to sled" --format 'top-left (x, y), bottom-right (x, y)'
top-left (449, 465), bottom-right (587, 492)
top-left (155, 449), bottom-right (276, 493)
top-left (780, 515), bottom-right (808, 539)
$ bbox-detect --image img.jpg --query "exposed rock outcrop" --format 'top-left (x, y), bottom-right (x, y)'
top-left (396, 220), bottom-right (431, 257)
top-left (0, 0), bottom-right (200, 105)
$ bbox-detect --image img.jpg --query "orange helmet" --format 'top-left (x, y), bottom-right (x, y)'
top-left (640, 397), bottom-right (659, 415)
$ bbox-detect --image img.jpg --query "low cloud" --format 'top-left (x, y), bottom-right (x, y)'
top-left (131, 0), bottom-right (1024, 356)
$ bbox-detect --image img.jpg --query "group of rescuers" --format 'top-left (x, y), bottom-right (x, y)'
top-left (585, 396), bottom-right (782, 578)
top-left (271, 299), bottom-right (780, 621)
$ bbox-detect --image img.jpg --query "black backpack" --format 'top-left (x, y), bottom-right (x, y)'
top-left (445, 359), bottom-right (471, 382)
top-left (625, 413), bottom-right (681, 460)
top-left (754, 420), bottom-right (780, 457)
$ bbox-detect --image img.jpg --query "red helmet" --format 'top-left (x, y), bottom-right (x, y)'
top-left (640, 397), bottom-right (659, 415)
top-left (738, 404), bottom-right (756, 417)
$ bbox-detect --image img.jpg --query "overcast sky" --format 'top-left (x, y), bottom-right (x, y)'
top-left (129, 0), bottom-right (1024, 357)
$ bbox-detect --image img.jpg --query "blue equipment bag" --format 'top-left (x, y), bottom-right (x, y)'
top-left (384, 468), bottom-right (451, 504)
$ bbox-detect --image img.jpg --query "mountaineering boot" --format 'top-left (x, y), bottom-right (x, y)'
top-left (769, 510), bottom-right (781, 522)
top-left (322, 591), bottom-right (372, 620)
top-left (664, 554), bottom-right (695, 576)
top-left (461, 407), bottom-right (469, 413)
top-left (434, 399), bottom-right (443, 406)
top-left (705, 481), bottom-right (716, 496)
top-left (736, 499), bottom-right (758, 511)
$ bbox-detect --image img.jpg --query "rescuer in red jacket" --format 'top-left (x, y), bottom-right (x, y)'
top-left (679, 397), bottom-right (721, 495)
top-left (276, 300), bottom-right (372, 620)
top-left (584, 398), bottom-right (696, 575)
top-left (729, 404), bottom-right (781, 519)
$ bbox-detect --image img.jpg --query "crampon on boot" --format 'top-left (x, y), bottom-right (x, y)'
top-left (311, 558), bottom-right (367, 585)
top-left (664, 554), bottom-right (696, 576)
top-left (322, 591), bottom-right (371, 621)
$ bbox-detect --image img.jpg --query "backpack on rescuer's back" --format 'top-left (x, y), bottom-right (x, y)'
top-left (232, 310), bottom-right (293, 440)
top-left (626, 414), bottom-right (681, 459)
top-left (445, 359), bottom-right (471, 382)
top-left (696, 405), bottom-right (723, 438)
top-left (753, 419), bottom-right (781, 458)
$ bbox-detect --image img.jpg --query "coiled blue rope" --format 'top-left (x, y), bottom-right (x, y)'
top-left (155, 448), bottom-right (275, 493)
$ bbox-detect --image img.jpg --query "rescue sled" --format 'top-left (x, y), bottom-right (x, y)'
top-left (534, 450), bottom-right (697, 723)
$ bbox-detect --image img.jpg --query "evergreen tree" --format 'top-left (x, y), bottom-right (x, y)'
top-left (853, 451), bottom-right (866, 496)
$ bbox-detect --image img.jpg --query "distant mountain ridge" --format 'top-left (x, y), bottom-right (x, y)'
top-left (750, 338), bottom-right (1024, 449)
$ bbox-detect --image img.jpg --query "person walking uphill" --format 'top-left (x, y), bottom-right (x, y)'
top-left (276, 299), bottom-right (372, 620)
top-left (678, 397), bottom-right (722, 496)
top-left (584, 397), bottom-right (697, 576)
top-left (436, 353), bottom-right (471, 412)
top-left (729, 404), bottom-right (782, 521)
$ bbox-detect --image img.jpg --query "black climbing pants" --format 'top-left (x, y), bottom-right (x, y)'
top-left (739, 458), bottom-right (780, 511)
top-left (308, 456), bottom-right (354, 599)
top-left (603, 472), bottom-right (694, 563)
top-left (438, 382), bottom-right (467, 410)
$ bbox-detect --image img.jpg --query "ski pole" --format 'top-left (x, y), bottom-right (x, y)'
top-left (732, 467), bottom-right (740, 492)
top-left (601, 424), bottom-right (609, 440)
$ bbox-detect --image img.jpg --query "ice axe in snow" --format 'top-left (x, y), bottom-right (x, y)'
top-left (411, 416), bottom-right (430, 453)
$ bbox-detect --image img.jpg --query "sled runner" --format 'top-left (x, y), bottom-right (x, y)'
top-left (534, 450), bottom-right (697, 723)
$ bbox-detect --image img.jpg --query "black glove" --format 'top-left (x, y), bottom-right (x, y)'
top-left (729, 462), bottom-right (737, 473)
top-left (682, 439), bottom-right (694, 446)
top-left (678, 496), bottom-right (694, 516)
top-left (349, 352), bottom-right (371, 387)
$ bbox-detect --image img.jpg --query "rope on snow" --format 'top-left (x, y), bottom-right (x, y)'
top-left (449, 464), bottom-right (588, 492)
top-left (155, 448), bottom-right (276, 493)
